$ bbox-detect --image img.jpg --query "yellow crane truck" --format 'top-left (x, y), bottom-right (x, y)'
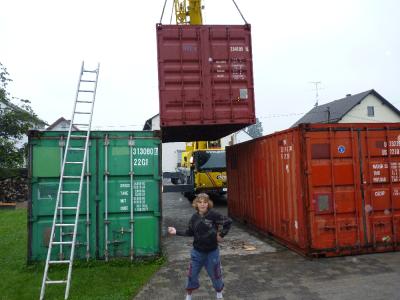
top-left (163, 140), bottom-right (227, 201)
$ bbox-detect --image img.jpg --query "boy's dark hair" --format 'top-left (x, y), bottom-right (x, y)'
top-left (192, 193), bottom-right (214, 210)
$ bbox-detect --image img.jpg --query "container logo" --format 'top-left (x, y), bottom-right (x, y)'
top-left (338, 145), bottom-right (346, 154)
top-left (182, 44), bottom-right (197, 53)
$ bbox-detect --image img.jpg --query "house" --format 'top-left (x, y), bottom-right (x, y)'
top-left (143, 114), bottom-right (252, 172)
top-left (292, 89), bottom-right (400, 127)
top-left (0, 98), bottom-right (47, 148)
top-left (46, 117), bottom-right (79, 131)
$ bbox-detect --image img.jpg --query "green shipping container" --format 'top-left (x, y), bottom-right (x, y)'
top-left (28, 130), bottom-right (161, 262)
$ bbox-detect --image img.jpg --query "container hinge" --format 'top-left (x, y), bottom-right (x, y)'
top-left (112, 227), bottom-right (132, 234)
top-left (104, 220), bottom-right (111, 225)
top-left (84, 172), bottom-right (91, 177)
top-left (129, 171), bottom-right (135, 176)
top-left (85, 220), bottom-right (91, 226)
top-left (61, 232), bottom-right (75, 237)
top-left (129, 219), bottom-right (135, 224)
top-left (75, 241), bottom-right (87, 247)
top-left (323, 226), bottom-right (336, 231)
top-left (104, 171), bottom-right (110, 176)
top-left (104, 135), bottom-right (110, 146)
top-left (107, 239), bottom-right (126, 245)
top-left (340, 224), bottom-right (357, 230)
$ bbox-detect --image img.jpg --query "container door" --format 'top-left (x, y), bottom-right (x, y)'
top-left (29, 135), bottom-right (96, 261)
top-left (306, 129), bottom-right (363, 254)
top-left (97, 134), bottom-right (161, 259)
top-left (360, 128), bottom-right (400, 251)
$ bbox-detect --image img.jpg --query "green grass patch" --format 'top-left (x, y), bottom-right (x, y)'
top-left (0, 208), bottom-right (165, 300)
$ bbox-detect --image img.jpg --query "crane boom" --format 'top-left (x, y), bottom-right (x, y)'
top-left (174, 0), bottom-right (203, 25)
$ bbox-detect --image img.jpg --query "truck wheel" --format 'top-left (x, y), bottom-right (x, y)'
top-left (184, 192), bottom-right (195, 202)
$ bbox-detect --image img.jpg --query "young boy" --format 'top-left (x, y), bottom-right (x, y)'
top-left (168, 193), bottom-right (232, 300)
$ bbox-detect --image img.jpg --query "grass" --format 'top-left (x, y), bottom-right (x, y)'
top-left (0, 208), bottom-right (165, 300)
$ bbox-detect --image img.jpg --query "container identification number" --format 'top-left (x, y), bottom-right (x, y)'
top-left (230, 46), bottom-right (249, 52)
top-left (134, 158), bottom-right (149, 166)
top-left (132, 147), bottom-right (158, 156)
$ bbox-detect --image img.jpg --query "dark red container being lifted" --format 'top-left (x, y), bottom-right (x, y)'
top-left (156, 24), bottom-right (255, 142)
top-left (226, 123), bottom-right (400, 257)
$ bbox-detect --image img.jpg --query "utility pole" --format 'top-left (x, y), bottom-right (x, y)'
top-left (310, 81), bottom-right (322, 107)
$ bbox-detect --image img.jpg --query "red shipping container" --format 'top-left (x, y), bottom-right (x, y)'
top-left (227, 123), bottom-right (400, 257)
top-left (156, 24), bottom-right (255, 142)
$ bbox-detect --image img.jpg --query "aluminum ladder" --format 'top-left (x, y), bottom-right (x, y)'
top-left (40, 62), bottom-right (100, 300)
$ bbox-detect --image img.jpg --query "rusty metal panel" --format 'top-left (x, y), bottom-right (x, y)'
top-left (156, 24), bottom-right (256, 142)
top-left (227, 123), bottom-right (400, 257)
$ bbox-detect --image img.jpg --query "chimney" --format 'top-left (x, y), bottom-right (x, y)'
top-left (346, 94), bottom-right (352, 97)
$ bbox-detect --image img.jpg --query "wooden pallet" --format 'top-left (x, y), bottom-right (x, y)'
top-left (0, 202), bottom-right (16, 209)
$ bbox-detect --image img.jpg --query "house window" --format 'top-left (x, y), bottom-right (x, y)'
top-left (367, 106), bottom-right (375, 117)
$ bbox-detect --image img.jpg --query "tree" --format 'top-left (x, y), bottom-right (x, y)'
top-left (0, 63), bottom-right (42, 173)
top-left (245, 117), bottom-right (263, 138)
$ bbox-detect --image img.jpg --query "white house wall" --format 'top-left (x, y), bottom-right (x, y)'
top-left (340, 94), bottom-right (400, 123)
top-left (162, 142), bottom-right (186, 172)
top-left (221, 130), bottom-right (252, 148)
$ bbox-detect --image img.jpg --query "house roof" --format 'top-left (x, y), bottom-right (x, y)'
top-left (143, 113), bottom-right (159, 130)
top-left (292, 89), bottom-right (400, 127)
top-left (0, 98), bottom-right (47, 126)
top-left (46, 117), bottom-right (79, 131)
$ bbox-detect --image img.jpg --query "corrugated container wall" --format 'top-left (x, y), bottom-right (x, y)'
top-left (28, 130), bottom-right (161, 262)
top-left (156, 24), bottom-right (256, 142)
top-left (227, 123), bottom-right (400, 257)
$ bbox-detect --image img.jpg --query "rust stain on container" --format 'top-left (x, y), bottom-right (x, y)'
top-left (156, 24), bottom-right (255, 142)
top-left (227, 123), bottom-right (400, 257)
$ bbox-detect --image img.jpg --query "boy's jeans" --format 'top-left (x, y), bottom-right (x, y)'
top-left (186, 248), bottom-right (224, 292)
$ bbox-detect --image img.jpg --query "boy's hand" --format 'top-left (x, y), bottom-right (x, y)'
top-left (168, 227), bottom-right (177, 235)
top-left (217, 233), bottom-right (223, 242)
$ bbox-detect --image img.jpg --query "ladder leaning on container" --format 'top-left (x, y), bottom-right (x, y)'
top-left (40, 61), bottom-right (100, 300)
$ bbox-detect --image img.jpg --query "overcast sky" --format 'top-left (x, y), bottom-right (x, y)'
top-left (1, 0), bottom-right (399, 135)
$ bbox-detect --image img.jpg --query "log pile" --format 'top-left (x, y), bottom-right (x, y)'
top-left (0, 176), bottom-right (28, 202)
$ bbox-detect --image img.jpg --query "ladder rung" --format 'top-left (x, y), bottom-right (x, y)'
top-left (61, 191), bottom-right (79, 194)
top-left (83, 70), bottom-right (97, 73)
top-left (49, 260), bottom-right (71, 264)
top-left (55, 223), bottom-right (75, 227)
top-left (80, 80), bottom-right (96, 82)
top-left (78, 90), bottom-right (94, 93)
top-left (58, 206), bottom-right (78, 210)
top-left (63, 175), bottom-right (81, 179)
top-left (68, 147), bottom-right (85, 151)
top-left (65, 161), bottom-right (84, 164)
top-left (70, 135), bottom-right (87, 139)
top-left (52, 241), bottom-right (73, 245)
top-left (73, 123), bottom-right (89, 126)
top-left (75, 111), bottom-right (91, 114)
top-left (77, 100), bottom-right (92, 103)
top-left (46, 280), bottom-right (67, 284)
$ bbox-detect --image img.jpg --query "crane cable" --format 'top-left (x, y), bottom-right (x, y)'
top-left (231, 0), bottom-right (248, 24)
top-left (159, 0), bottom-right (249, 25)
top-left (169, 0), bottom-right (175, 24)
top-left (159, 0), bottom-right (168, 23)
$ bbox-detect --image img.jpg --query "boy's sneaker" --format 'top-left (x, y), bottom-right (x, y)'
top-left (185, 294), bottom-right (192, 300)
top-left (216, 291), bottom-right (223, 299)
